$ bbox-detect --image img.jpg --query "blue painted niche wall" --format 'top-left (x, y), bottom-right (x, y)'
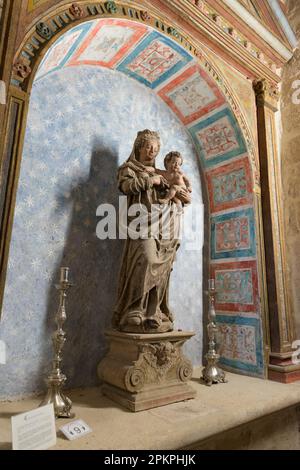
top-left (0, 65), bottom-right (203, 399)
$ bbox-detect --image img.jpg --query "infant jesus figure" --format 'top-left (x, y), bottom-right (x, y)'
top-left (154, 151), bottom-right (192, 205)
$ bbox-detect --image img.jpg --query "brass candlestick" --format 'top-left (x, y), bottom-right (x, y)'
top-left (201, 279), bottom-right (227, 386)
top-left (40, 267), bottom-right (74, 418)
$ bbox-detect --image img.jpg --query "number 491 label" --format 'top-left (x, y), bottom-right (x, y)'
top-left (60, 419), bottom-right (92, 441)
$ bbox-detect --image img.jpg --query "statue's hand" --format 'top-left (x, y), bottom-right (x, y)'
top-left (145, 166), bottom-right (156, 174)
top-left (151, 175), bottom-right (169, 187)
top-left (179, 188), bottom-right (191, 204)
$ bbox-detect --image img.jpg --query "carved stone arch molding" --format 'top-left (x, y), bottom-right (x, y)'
top-left (0, 0), bottom-right (269, 379)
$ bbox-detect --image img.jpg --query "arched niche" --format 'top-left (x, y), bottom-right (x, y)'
top-left (0, 2), bottom-right (269, 398)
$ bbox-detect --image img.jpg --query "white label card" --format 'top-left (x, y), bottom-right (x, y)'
top-left (60, 419), bottom-right (92, 441)
top-left (11, 404), bottom-right (56, 450)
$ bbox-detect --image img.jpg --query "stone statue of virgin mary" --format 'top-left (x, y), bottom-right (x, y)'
top-left (112, 130), bottom-right (190, 334)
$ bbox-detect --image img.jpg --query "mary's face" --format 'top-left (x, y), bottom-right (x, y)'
top-left (139, 139), bottom-right (159, 165)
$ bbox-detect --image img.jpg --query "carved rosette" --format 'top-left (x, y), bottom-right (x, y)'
top-left (13, 62), bottom-right (31, 79)
top-left (125, 367), bottom-right (146, 392)
top-left (140, 11), bottom-right (151, 21)
top-left (36, 22), bottom-right (53, 40)
top-left (228, 27), bottom-right (238, 40)
top-left (105, 1), bottom-right (117, 14)
top-left (69, 3), bottom-right (85, 18)
top-left (167, 27), bottom-right (179, 38)
top-left (177, 359), bottom-right (193, 382)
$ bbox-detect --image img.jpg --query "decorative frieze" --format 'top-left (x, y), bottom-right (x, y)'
top-left (187, 0), bottom-right (283, 77)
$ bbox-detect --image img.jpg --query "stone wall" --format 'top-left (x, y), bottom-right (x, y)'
top-left (281, 1), bottom-right (300, 336)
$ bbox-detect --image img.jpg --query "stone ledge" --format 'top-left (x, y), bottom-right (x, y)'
top-left (1, 367), bottom-right (300, 450)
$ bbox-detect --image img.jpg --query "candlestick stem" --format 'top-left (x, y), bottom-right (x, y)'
top-left (40, 268), bottom-right (74, 418)
top-left (201, 280), bottom-right (227, 386)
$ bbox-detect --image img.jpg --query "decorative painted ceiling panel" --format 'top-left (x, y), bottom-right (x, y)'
top-left (189, 107), bottom-right (247, 168)
top-left (35, 23), bottom-right (93, 80)
top-left (36, 19), bottom-right (191, 87)
top-left (158, 64), bottom-right (225, 125)
top-left (116, 31), bottom-right (192, 88)
top-left (69, 19), bottom-right (147, 68)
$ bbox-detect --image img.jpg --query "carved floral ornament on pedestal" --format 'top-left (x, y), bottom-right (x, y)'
top-left (125, 341), bottom-right (193, 392)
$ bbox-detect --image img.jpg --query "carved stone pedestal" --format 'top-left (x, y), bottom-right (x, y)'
top-left (98, 330), bottom-right (196, 412)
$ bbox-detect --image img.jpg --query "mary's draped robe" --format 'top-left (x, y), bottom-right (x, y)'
top-left (112, 153), bottom-right (182, 334)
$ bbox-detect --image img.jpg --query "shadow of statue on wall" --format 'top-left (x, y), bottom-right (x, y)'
top-left (41, 138), bottom-right (123, 391)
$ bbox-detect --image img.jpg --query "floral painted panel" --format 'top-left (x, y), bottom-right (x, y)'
top-left (68, 19), bottom-right (147, 68)
top-left (211, 208), bottom-right (255, 259)
top-left (206, 157), bottom-right (253, 213)
top-left (117, 31), bottom-right (192, 88)
top-left (189, 108), bottom-right (247, 167)
top-left (211, 261), bottom-right (259, 312)
top-left (158, 64), bottom-right (225, 125)
top-left (35, 23), bottom-right (93, 81)
top-left (216, 314), bottom-right (264, 375)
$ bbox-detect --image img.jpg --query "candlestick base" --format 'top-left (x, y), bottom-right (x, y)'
top-left (40, 375), bottom-right (74, 418)
top-left (201, 352), bottom-right (227, 386)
